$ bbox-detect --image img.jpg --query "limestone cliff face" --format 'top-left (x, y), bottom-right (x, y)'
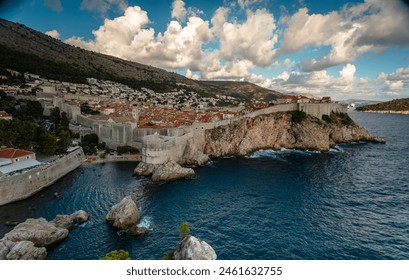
top-left (203, 112), bottom-right (376, 157)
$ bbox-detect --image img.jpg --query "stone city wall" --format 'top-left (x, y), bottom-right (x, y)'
top-left (0, 148), bottom-right (85, 206)
top-left (139, 103), bottom-right (347, 164)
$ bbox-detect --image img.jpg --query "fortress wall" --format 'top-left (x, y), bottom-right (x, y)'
top-left (299, 103), bottom-right (348, 119)
top-left (133, 127), bottom-right (189, 142)
top-left (142, 131), bottom-right (193, 164)
top-left (0, 148), bottom-right (85, 206)
top-left (77, 115), bottom-right (96, 128)
top-left (96, 123), bottom-right (135, 148)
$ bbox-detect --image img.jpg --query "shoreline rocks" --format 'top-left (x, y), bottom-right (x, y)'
top-left (204, 112), bottom-right (385, 156)
top-left (174, 235), bottom-right (217, 260)
top-left (0, 210), bottom-right (89, 260)
top-left (106, 196), bottom-right (147, 236)
top-left (134, 160), bottom-right (195, 182)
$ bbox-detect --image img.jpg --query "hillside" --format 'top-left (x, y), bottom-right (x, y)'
top-left (0, 18), bottom-right (280, 102)
top-left (357, 98), bottom-right (409, 112)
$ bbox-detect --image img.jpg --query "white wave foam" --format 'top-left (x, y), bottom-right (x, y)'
top-left (329, 145), bottom-right (344, 153)
top-left (138, 215), bottom-right (153, 230)
top-left (247, 149), bottom-right (278, 159)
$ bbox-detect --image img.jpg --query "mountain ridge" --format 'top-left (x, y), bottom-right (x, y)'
top-left (0, 18), bottom-right (280, 102)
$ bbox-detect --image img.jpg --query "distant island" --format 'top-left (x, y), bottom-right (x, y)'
top-left (357, 98), bottom-right (409, 114)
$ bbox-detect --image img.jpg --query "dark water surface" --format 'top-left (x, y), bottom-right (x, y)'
top-left (0, 111), bottom-right (408, 259)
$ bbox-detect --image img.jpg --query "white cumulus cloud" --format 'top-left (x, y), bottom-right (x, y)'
top-left (171, 0), bottom-right (187, 21)
top-left (282, 0), bottom-right (409, 72)
top-left (45, 29), bottom-right (60, 39)
top-left (66, 6), bottom-right (212, 69)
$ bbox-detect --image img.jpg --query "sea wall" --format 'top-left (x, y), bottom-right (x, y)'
top-left (298, 103), bottom-right (347, 119)
top-left (138, 103), bottom-right (372, 165)
top-left (0, 148), bottom-right (85, 206)
top-left (141, 130), bottom-right (194, 164)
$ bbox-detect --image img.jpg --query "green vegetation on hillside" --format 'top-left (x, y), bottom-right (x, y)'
top-left (0, 92), bottom-right (71, 154)
top-left (357, 98), bottom-right (409, 112)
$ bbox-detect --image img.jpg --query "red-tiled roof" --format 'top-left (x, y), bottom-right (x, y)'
top-left (0, 111), bottom-right (12, 119)
top-left (0, 147), bottom-right (34, 159)
top-left (281, 95), bottom-right (299, 100)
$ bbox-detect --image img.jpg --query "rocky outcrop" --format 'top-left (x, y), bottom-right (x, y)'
top-left (106, 196), bottom-right (147, 236)
top-left (0, 210), bottom-right (89, 260)
top-left (3, 218), bottom-right (69, 247)
top-left (134, 162), bottom-right (155, 177)
top-left (151, 160), bottom-right (195, 182)
top-left (174, 236), bottom-right (217, 260)
top-left (106, 196), bottom-right (140, 229)
top-left (204, 112), bottom-right (383, 156)
top-left (4, 241), bottom-right (47, 260)
top-left (52, 210), bottom-right (90, 230)
top-left (134, 160), bottom-right (195, 182)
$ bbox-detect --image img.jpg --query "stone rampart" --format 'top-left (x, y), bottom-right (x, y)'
top-left (138, 102), bottom-right (348, 165)
top-left (0, 148), bottom-right (85, 206)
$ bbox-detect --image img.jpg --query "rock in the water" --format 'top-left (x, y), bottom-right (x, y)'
top-left (5, 241), bottom-right (47, 260)
top-left (151, 160), bottom-right (195, 182)
top-left (51, 210), bottom-right (90, 230)
top-left (51, 214), bottom-right (74, 230)
top-left (126, 226), bottom-right (149, 236)
top-left (1, 210), bottom-right (89, 260)
top-left (134, 162), bottom-right (155, 176)
top-left (174, 236), bottom-right (217, 260)
top-left (106, 196), bottom-right (140, 230)
top-left (3, 218), bottom-right (69, 247)
top-left (70, 210), bottom-right (90, 224)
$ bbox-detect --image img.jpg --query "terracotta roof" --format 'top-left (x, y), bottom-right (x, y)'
top-left (0, 147), bottom-right (34, 159)
top-left (0, 111), bottom-right (12, 119)
top-left (280, 95), bottom-right (299, 100)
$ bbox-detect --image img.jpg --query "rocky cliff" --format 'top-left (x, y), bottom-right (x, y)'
top-left (203, 112), bottom-right (382, 157)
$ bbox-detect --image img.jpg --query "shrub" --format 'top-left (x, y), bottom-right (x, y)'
top-left (290, 110), bottom-right (307, 124)
top-left (100, 250), bottom-right (131, 260)
top-left (116, 145), bottom-right (139, 154)
top-left (322, 114), bottom-right (332, 123)
top-left (179, 222), bottom-right (190, 240)
top-left (163, 250), bottom-right (174, 260)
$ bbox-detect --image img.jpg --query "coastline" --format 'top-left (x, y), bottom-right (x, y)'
top-left (83, 154), bottom-right (140, 165)
top-left (358, 110), bottom-right (409, 115)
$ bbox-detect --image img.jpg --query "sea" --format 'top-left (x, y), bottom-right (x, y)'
top-left (0, 111), bottom-right (408, 260)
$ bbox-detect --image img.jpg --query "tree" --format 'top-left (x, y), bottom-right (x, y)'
top-left (26, 100), bottom-right (44, 119)
top-left (100, 250), bottom-right (131, 260)
top-left (56, 129), bottom-right (72, 153)
top-left (179, 222), bottom-right (190, 240)
top-left (50, 107), bottom-right (61, 127)
top-left (37, 127), bottom-right (57, 155)
top-left (61, 112), bottom-right (69, 128)
top-left (82, 133), bottom-right (99, 147)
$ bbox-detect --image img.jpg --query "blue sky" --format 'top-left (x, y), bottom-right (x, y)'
top-left (1, 0), bottom-right (409, 100)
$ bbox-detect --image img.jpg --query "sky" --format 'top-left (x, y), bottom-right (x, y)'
top-left (1, 0), bottom-right (409, 101)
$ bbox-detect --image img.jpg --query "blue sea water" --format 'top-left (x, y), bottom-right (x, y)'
top-left (0, 111), bottom-right (408, 260)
